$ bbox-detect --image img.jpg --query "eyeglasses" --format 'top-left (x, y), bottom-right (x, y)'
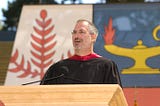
top-left (71, 30), bottom-right (87, 35)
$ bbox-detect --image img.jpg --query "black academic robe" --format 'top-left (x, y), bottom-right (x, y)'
top-left (40, 57), bottom-right (122, 87)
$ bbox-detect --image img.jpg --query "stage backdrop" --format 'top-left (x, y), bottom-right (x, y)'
top-left (4, 5), bottom-right (92, 85)
top-left (5, 3), bottom-right (160, 87)
top-left (93, 3), bottom-right (160, 87)
top-left (4, 3), bottom-right (160, 106)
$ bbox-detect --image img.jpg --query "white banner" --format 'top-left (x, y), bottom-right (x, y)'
top-left (5, 5), bottom-right (92, 85)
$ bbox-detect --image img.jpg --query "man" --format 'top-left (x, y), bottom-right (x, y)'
top-left (40, 19), bottom-right (122, 87)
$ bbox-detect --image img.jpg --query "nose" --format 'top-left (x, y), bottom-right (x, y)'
top-left (73, 35), bottom-right (80, 41)
top-left (72, 32), bottom-right (81, 38)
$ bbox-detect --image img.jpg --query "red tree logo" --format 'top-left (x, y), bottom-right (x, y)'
top-left (8, 9), bottom-right (72, 79)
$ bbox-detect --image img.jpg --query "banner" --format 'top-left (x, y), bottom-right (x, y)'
top-left (5, 5), bottom-right (92, 85)
top-left (93, 3), bottom-right (160, 87)
top-left (5, 4), bottom-right (160, 87)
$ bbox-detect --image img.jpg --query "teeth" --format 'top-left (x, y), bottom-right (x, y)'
top-left (75, 40), bottom-right (80, 42)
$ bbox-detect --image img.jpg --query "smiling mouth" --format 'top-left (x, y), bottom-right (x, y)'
top-left (75, 41), bottom-right (80, 43)
top-left (74, 39), bottom-right (81, 43)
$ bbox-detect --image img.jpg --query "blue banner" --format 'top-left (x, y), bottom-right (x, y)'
top-left (93, 3), bottom-right (160, 87)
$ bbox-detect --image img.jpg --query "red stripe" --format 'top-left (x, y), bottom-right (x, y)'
top-left (69, 53), bottom-right (101, 61)
top-left (123, 88), bottom-right (160, 106)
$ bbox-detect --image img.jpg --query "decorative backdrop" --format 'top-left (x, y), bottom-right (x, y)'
top-left (4, 4), bottom-right (160, 106)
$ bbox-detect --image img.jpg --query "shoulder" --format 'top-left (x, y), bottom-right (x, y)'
top-left (49, 58), bottom-right (73, 68)
top-left (94, 57), bottom-right (113, 63)
top-left (45, 58), bottom-right (71, 73)
top-left (93, 57), bottom-right (117, 66)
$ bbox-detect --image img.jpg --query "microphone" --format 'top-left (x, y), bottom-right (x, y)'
top-left (22, 66), bottom-right (68, 85)
top-left (22, 74), bottom-right (64, 85)
top-left (22, 66), bottom-right (90, 85)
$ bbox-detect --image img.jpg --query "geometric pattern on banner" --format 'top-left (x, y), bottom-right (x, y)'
top-left (93, 3), bottom-right (160, 87)
top-left (5, 5), bottom-right (92, 85)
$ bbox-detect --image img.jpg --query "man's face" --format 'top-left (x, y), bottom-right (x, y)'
top-left (72, 21), bottom-right (94, 50)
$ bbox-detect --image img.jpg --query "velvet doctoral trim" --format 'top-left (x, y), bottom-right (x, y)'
top-left (69, 53), bottom-right (101, 61)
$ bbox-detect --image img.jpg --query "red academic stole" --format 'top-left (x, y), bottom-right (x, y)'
top-left (69, 53), bottom-right (101, 61)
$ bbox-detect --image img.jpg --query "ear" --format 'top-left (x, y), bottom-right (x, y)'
top-left (91, 34), bottom-right (97, 42)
